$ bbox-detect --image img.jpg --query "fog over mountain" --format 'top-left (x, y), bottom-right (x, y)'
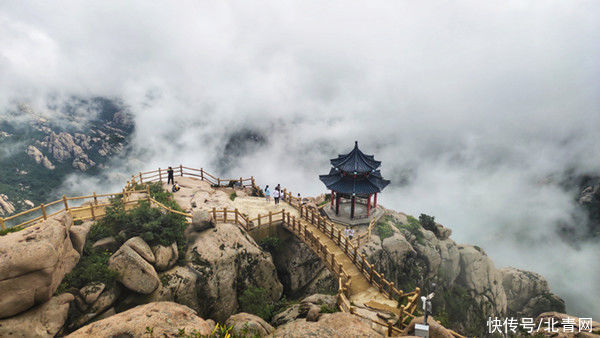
top-left (2, 1), bottom-right (599, 318)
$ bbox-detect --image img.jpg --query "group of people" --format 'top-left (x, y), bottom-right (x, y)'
top-left (344, 226), bottom-right (355, 240)
top-left (264, 184), bottom-right (282, 204)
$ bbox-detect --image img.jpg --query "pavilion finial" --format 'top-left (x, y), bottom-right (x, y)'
top-left (355, 140), bottom-right (358, 147)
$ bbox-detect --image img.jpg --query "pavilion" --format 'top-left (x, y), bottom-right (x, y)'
top-left (319, 141), bottom-right (390, 225)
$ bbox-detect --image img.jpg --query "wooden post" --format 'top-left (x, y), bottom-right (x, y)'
top-left (268, 211), bottom-right (272, 225)
top-left (63, 195), bottom-right (69, 210)
top-left (345, 236), bottom-right (348, 253)
top-left (311, 211), bottom-right (315, 225)
top-left (331, 252), bottom-right (335, 270)
top-left (361, 254), bottom-right (366, 270)
top-left (218, 178), bottom-right (221, 186)
top-left (180, 164), bottom-right (183, 176)
top-left (258, 213), bottom-right (261, 226)
top-left (337, 229), bottom-right (341, 245)
top-left (235, 208), bottom-right (238, 224)
top-left (399, 306), bottom-right (405, 329)
top-left (90, 204), bottom-right (96, 220)
top-left (0, 217), bottom-right (5, 231)
top-left (224, 207), bottom-right (228, 223)
top-left (369, 265), bottom-right (374, 283)
top-left (379, 273), bottom-right (385, 292)
top-left (213, 207), bottom-right (217, 222)
top-left (158, 168), bottom-right (162, 182)
top-left (147, 185), bottom-right (151, 202)
top-left (93, 192), bottom-right (98, 205)
top-left (353, 246), bottom-right (357, 263)
top-left (139, 172), bottom-right (143, 184)
top-left (201, 168), bottom-right (204, 180)
top-left (240, 177), bottom-right (243, 186)
top-left (387, 321), bottom-right (393, 337)
top-left (41, 203), bottom-right (47, 220)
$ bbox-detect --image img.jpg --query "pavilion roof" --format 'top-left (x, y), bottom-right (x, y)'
top-left (330, 141), bottom-right (381, 173)
top-left (319, 167), bottom-right (390, 195)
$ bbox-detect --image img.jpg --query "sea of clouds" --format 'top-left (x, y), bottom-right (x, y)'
top-left (2, 1), bottom-right (599, 318)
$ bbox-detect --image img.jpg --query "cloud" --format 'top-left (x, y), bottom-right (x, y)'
top-left (2, 0), bottom-right (600, 317)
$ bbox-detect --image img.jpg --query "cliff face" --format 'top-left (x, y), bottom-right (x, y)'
top-left (360, 210), bottom-right (565, 336)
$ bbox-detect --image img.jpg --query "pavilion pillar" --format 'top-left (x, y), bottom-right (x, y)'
top-left (330, 190), bottom-right (335, 209)
top-left (350, 195), bottom-right (355, 219)
top-left (367, 194), bottom-right (371, 217)
top-left (335, 194), bottom-right (340, 215)
top-left (374, 193), bottom-right (378, 210)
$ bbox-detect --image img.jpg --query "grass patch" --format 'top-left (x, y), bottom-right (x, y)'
top-left (0, 225), bottom-right (22, 236)
top-left (320, 303), bottom-right (339, 313)
top-left (400, 215), bottom-right (425, 245)
top-left (229, 192), bottom-right (237, 201)
top-left (239, 287), bottom-right (287, 322)
top-left (258, 236), bottom-right (280, 253)
top-left (375, 216), bottom-right (395, 240)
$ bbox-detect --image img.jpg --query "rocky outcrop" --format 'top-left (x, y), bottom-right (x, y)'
top-left (108, 244), bottom-right (159, 294)
top-left (191, 210), bottom-right (215, 232)
top-left (271, 294), bottom-right (337, 326)
top-left (187, 222), bottom-right (283, 322)
top-left (92, 236), bottom-right (119, 252)
top-left (69, 222), bottom-right (92, 254)
top-left (67, 302), bottom-right (212, 337)
top-left (0, 212), bottom-right (80, 318)
top-left (25, 145), bottom-right (55, 170)
top-left (124, 236), bottom-right (156, 264)
top-left (225, 312), bottom-right (275, 337)
top-left (0, 293), bottom-right (73, 337)
top-left (152, 242), bottom-right (178, 271)
top-left (272, 312), bottom-right (381, 337)
top-left (501, 267), bottom-right (565, 317)
top-left (40, 132), bottom-right (96, 171)
top-left (361, 211), bottom-right (563, 336)
top-left (0, 194), bottom-right (16, 215)
top-left (270, 233), bottom-right (336, 297)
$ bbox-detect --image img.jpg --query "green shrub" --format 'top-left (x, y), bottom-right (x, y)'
top-left (0, 225), bottom-right (22, 236)
top-left (238, 287), bottom-right (287, 322)
top-left (58, 244), bottom-right (119, 292)
top-left (419, 213), bottom-right (437, 235)
top-left (229, 192), bottom-right (237, 201)
top-left (401, 215), bottom-right (425, 245)
top-left (258, 237), bottom-right (280, 253)
top-left (375, 218), bottom-right (394, 240)
top-left (74, 220), bottom-right (83, 225)
top-left (89, 196), bottom-right (187, 260)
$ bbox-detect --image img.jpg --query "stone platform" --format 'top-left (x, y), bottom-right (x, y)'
top-left (322, 203), bottom-right (384, 227)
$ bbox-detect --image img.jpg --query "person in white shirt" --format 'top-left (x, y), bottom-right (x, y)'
top-left (272, 188), bottom-right (280, 205)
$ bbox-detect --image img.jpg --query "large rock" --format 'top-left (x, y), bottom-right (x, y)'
top-left (500, 267), bottom-right (565, 317)
top-left (225, 312), bottom-right (275, 337)
top-left (272, 294), bottom-right (336, 326)
top-left (191, 210), bottom-right (214, 232)
top-left (69, 222), bottom-right (92, 254)
top-left (108, 244), bottom-right (159, 294)
top-left (124, 236), bottom-right (155, 264)
top-left (0, 293), bottom-right (73, 337)
top-left (0, 212), bottom-right (80, 318)
top-left (92, 237), bottom-right (119, 252)
top-left (152, 242), bottom-right (179, 271)
top-left (272, 312), bottom-right (381, 337)
top-left (80, 282), bottom-right (105, 305)
top-left (186, 222), bottom-right (283, 322)
top-left (67, 302), bottom-right (212, 337)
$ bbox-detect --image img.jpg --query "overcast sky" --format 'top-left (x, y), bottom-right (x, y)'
top-left (2, 1), bottom-right (600, 317)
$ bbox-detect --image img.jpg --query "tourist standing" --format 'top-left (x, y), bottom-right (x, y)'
top-left (264, 185), bottom-right (271, 202)
top-left (273, 188), bottom-right (280, 205)
top-left (167, 166), bottom-right (174, 185)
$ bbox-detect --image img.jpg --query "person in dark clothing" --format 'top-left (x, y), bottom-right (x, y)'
top-left (167, 166), bottom-right (174, 185)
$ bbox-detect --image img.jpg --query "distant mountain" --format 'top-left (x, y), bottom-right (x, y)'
top-left (0, 97), bottom-right (134, 215)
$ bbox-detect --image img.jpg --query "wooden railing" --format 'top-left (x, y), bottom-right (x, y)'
top-left (0, 188), bottom-right (152, 231)
top-left (123, 165), bottom-right (257, 191)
